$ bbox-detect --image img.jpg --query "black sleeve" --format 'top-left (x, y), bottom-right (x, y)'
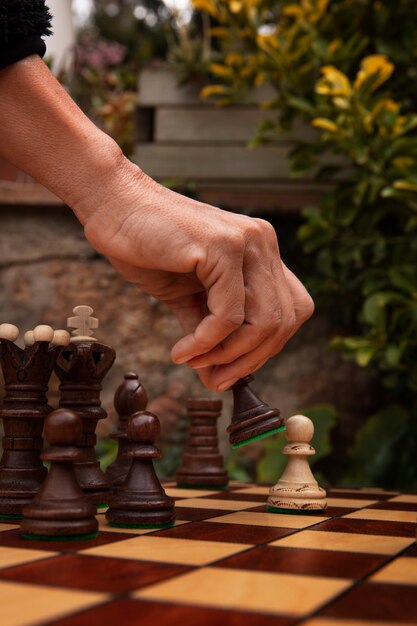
top-left (0, 1), bottom-right (52, 71)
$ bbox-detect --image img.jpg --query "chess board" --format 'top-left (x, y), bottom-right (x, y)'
top-left (0, 483), bottom-right (415, 626)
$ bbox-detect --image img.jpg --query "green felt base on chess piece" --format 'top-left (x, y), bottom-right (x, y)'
top-left (0, 513), bottom-right (23, 520)
top-left (266, 505), bottom-right (321, 515)
top-left (231, 425), bottom-right (285, 449)
top-left (21, 532), bottom-right (98, 541)
top-left (96, 503), bottom-right (108, 509)
top-left (108, 520), bottom-right (175, 530)
top-left (176, 483), bottom-right (229, 490)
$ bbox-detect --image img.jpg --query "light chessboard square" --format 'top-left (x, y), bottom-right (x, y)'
top-left (325, 498), bottom-right (378, 509)
top-left (270, 530), bottom-right (414, 555)
top-left (370, 557), bottom-right (417, 585)
top-left (208, 511), bottom-right (329, 529)
top-left (0, 523), bottom-right (20, 533)
top-left (135, 566), bottom-right (351, 616)
top-left (174, 498), bottom-right (258, 511)
top-left (388, 494), bottom-right (417, 504)
top-left (345, 509), bottom-right (417, 523)
top-left (0, 580), bottom-right (106, 626)
top-left (0, 547), bottom-right (57, 570)
top-left (82, 535), bottom-right (248, 566)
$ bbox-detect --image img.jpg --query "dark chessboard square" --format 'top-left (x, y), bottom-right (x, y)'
top-left (0, 554), bottom-right (190, 593)
top-left (314, 517), bottom-right (417, 538)
top-left (328, 490), bottom-right (395, 500)
top-left (203, 492), bottom-right (267, 503)
top-left (216, 545), bottom-right (388, 579)
top-left (369, 501), bottom-right (417, 512)
top-left (151, 521), bottom-right (294, 545)
top-left (175, 507), bottom-right (226, 521)
top-left (0, 528), bottom-right (134, 553)
top-left (404, 544), bottom-right (417, 557)
top-left (320, 582), bottom-right (417, 622)
top-left (45, 598), bottom-right (296, 626)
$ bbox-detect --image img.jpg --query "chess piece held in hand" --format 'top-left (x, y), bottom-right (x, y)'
top-left (106, 409), bottom-right (176, 529)
top-left (21, 408), bottom-right (98, 540)
top-left (227, 375), bottom-right (284, 448)
top-left (267, 414), bottom-right (327, 512)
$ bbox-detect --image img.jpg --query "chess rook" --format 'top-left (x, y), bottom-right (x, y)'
top-left (21, 408), bottom-right (98, 540)
top-left (267, 414), bottom-right (327, 512)
top-left (106, 410), bottom-right (175, 528)
top-left (106, 372), bottom-right (148, 486)
top-left (227, 375), bottom-right (284, 448)
top-left (176, 398), bottom-right (228, 488)
top-left (55, 306), bottom-right (115, 504)
top-left (0, 324), bottom-right (64, 517)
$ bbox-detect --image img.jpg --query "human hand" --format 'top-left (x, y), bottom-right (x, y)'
top-left (78, 161), bottom-right (314, 392)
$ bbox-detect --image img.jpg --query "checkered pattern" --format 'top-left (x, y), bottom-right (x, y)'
top-left (0, 484), bottom-right (415, 626)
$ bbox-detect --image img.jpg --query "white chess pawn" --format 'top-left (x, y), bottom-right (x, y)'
top-left (267, 414), bottom-right (327, 511)
top-left (24, 330), bottom-right (35, 346)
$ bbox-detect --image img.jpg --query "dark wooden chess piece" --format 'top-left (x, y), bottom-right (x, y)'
top-left (0, 324), bottom-right (69, 518)
top-left (54, 306), bottom-right (116, 505)
top-left (21, 408), bottom-right (98, 540)
top-left (227, 375), bottom-right (284, 448)
top-left (106, 409), bottom-right (176, 528)
top-left (176, 398), bottom-right (228, 488)
top-left (106, 372), bottom-right (148, 486)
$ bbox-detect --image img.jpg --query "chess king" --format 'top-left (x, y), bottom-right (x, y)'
top-left (54, 306), bottom-right (116, 504)
top-left (0, 323), bottom-right (70, 517)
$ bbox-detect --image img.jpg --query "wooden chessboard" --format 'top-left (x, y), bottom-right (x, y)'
top-left (0, 483), bottom-right (416, 626)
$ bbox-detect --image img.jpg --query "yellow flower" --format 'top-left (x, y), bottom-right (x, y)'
top-left (226, 52), bottom-right (244, 66)
top-left (200, 85), bottom-right (229, 98)
top-left (312, 117), bottom-right (339, 132)
top-left (316, 66), bottom-right (351, 97)
top-left (209, 27), bottom-right (229, 38)
top-left (192, 0), bottom-right (218, 17)
top-left (210, 63), bottom-right (233, 77)
top-left (282, 4), bottom-right (303, 18)
top-left (393, 157), bottom-right (415, 169)
top-left (354, 55), bottom-right (394, 92)
top-left (229, 0), bottom-right (242, 13)
top-left (393, 180), bottom-right (417, 192)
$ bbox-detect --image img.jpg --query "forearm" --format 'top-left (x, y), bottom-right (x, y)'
top-left (0, 55), bottom-right (128, 221)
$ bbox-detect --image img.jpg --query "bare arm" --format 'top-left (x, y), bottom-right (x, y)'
top-left (0, 55), bottom-right (314, 391)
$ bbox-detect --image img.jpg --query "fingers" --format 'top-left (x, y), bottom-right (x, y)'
top-left (171, 245), bottom-right (245, 364)
top-left (181, 224), bottom-right (314, 391)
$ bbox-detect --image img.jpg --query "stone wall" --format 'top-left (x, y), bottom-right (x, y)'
top-left (0, 203), bottom-right (379, 481)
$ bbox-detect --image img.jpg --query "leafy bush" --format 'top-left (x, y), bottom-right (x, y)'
top-left (190, 0), bottom-right (417, 488)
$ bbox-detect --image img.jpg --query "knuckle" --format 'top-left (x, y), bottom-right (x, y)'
top-left (223, 311), bottom-right (245, 329)
top-left (299, 293), bottom-right (315, 322)
top-left (253, 218), bottom-right (277, 241)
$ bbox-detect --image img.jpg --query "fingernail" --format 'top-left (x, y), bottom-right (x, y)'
top-left (217, 379), bottom-right (237, 392)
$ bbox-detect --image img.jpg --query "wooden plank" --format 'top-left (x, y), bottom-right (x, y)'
top-left (134, 143), bottom-right (301, 180)
top-left (154, 107), bottom-right (317, 143)
top-left (138, 67), bottom-right (275, 106)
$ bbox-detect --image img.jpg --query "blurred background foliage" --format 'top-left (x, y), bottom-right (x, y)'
top-left (67, 0), bottom-right (417, 488)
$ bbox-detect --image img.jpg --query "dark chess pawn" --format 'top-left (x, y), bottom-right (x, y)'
top-left (20, 408), bottom-right (98, 541)
top-left (176, 398), bottom-right (228, 488)
top-left (106, 410), bottom-right (175, 529)
top-left (227, 375), bottom-right (285, 448)
top-left (106, 372), bottom-right (148, 486)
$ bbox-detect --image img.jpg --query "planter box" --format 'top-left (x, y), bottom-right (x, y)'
top-left (135, 66), bottom-right (324, 212)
